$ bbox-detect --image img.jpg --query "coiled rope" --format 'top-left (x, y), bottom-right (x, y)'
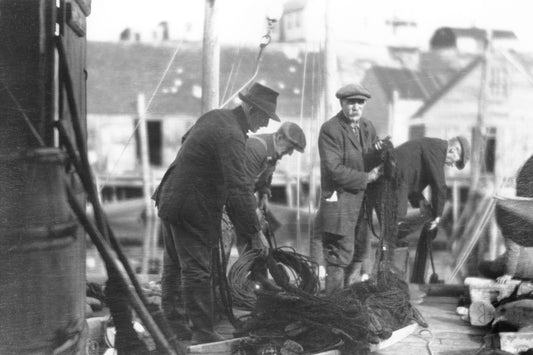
top-left (227, 247), bottom-right (320, 310)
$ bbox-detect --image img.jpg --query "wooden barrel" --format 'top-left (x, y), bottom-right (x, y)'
top-left (0, 148), bottom-right (86, 354)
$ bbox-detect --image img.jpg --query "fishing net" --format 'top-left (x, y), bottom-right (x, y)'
top-left (234, 270), bottom-right (426, 355)
top-left (230, 142), bottom-right (429, 354)
top-left (366, 147), bottom-right (405, 284)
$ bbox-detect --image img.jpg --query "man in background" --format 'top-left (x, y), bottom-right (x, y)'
top-left (392, 136), bottom-right (470, 233)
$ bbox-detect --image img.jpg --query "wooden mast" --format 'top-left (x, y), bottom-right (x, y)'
top-left (201, 0), bottom-right (220, 113)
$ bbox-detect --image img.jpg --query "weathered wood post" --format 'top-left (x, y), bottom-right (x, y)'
top-left (0, 0), bottom-right (89, 353)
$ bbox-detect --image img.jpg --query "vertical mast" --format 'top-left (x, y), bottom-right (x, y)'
top-left (201, 0), bottom-right (220, 113)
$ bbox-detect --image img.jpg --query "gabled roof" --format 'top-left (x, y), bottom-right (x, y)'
top-left (412, 56), bottom-right (483, 118)
top-left (507, 50), bottom-right (533, 77)
top-left (87, 41), bottom-right (320, 118)
top-left (367, 66), bottom-right (449, 101)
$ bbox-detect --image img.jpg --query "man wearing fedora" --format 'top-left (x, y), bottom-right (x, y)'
top-left (316, 83), bottom-right (385, 295)
top-left (153, 82), bottom-right (279, 344)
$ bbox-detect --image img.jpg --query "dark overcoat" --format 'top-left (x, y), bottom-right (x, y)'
top-left (317, 112), bottom-right (379, 238)
top-left (153, 106), bottom-right (260, 244)
top-left (392, 137), bottom-right (448, 218)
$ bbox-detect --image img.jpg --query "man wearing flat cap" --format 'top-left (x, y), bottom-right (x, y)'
top-left (246, 121), bottom-right (306, 209)
top-left (316, 83), bottom-right (386, 295)
top-left (153, 82), bottom-right (278, 344)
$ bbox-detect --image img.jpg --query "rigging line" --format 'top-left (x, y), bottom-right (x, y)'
top-left (308, 49), bottom-right (323, 240)
top-left (99, 38), bottom-right (185, 192)
top-left (498, 49), bottom-right (533, 86)
top-left (220, 44), bottom-right (243, 104)
top-left (219, 42), bottom-right (266, 108)
top-left (219, 17), bottom-right (276, 108)
top-left (1, 80), bottom-right (45, 146)
top-left (306, 49), bottom-right (318, 240)
top-left (296, 43), bottom-right (309, 250)
top-left (227, 53), bottom-right (244, 104)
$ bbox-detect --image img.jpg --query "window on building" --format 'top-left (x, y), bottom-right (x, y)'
top-left (147, 121), bottom-right (162, 166)
top-left (135, 120), bottom-right (163, 167)
top-left (489, 65), bottom-right (509, 98)
top-left (484, 127), bottom-right (496, 174)
top-left (294, 13), bottom-right (301, 28)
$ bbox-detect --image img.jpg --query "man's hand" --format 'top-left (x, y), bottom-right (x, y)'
top-left (367, 164), bottom-right (383, 183)
top-left (373, 135), bottom-right (391, 151)
top-left (428, 217), bottom-right (440, 230)
top-left (496, 274), bottom-right (513, 284)
top-left (258, 193), bottom-right (269, 210)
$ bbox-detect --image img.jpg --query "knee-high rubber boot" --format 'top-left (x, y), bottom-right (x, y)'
top-left (185, 281), bottom-right (225, 344)
top-left (325, 265), bottom-right (344, 296)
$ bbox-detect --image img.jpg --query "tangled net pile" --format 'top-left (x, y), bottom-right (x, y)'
top-left (234, 270), bottom-right (426, 355)
top-left (228, 247), bottom-right (320, 310)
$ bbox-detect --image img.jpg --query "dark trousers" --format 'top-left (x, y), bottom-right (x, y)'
top-left (160, 218), bottom-right (217, 337)
top-left (322, 207), bottom-right (369, 268)
top-left (322, 208), bottom-right (370, 294)
top-left (160, 222), bottom-right (190, 338)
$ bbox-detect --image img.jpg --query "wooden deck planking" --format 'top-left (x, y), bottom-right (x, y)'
top-left (205, 295), bottom-right (487, 354)
top-left (373, 296), bottom-right (486, 354)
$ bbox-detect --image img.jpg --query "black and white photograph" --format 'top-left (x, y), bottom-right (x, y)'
top-left (2, 0), bottom-right (533, 354)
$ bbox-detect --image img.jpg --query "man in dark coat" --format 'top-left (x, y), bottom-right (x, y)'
top-left (245, 121), bottom-right (306, 209)
top-left (153, 83), bottom-right (279, 344)
top-left (315, 83), bottom-right (384, 295)
top-left (392, 136), bottom-right (470, 231)
top-left (221, 121), bottom-right (306, 256)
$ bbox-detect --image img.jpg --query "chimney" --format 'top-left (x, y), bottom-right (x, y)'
top-left (120, 28), bottom-right (131, 41)
top-left (158, 21), bottom-right (169, 41)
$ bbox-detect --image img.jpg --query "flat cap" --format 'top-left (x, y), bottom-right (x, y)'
top-left (454, 135), bottom-right (470, 170)
top-left (335, 83), bottom-right (371, 100)
top-left (278, 122), bottom-right (306, 153)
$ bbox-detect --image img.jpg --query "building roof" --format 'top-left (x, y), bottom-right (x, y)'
top-left (87, 41), bottom-right (320, 118)
top-left (411, 56), bottom-right (483, 117)
top-left (412, 50), bottom-right (533, 118)
top-left (367, 66), bottom-right (450, 101)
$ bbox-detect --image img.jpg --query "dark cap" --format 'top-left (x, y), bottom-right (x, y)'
top-left (335, 83), bottom-right (371, 100)
top-left (238, 82), bottom-right (280, 122)
top-left (278, 122), bottom-right (306, 153)
top-left (454, 135), bottom-right (470, 170)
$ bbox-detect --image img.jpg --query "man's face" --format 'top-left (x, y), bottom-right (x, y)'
top-left (445, 145), bottom-right (462, 168)
top-left (340, 98), bottom-right (366, 123)
top-left (244, 104), bottom-right (270, 133)
top-left (275, 136), bottom-right (295, 158)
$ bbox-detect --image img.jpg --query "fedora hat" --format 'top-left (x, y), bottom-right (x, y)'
top-left (238, 83), bottom-right (280, 122)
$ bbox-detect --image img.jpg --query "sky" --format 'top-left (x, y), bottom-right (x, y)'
top-left (86, 0), bottom-right (533, 52)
